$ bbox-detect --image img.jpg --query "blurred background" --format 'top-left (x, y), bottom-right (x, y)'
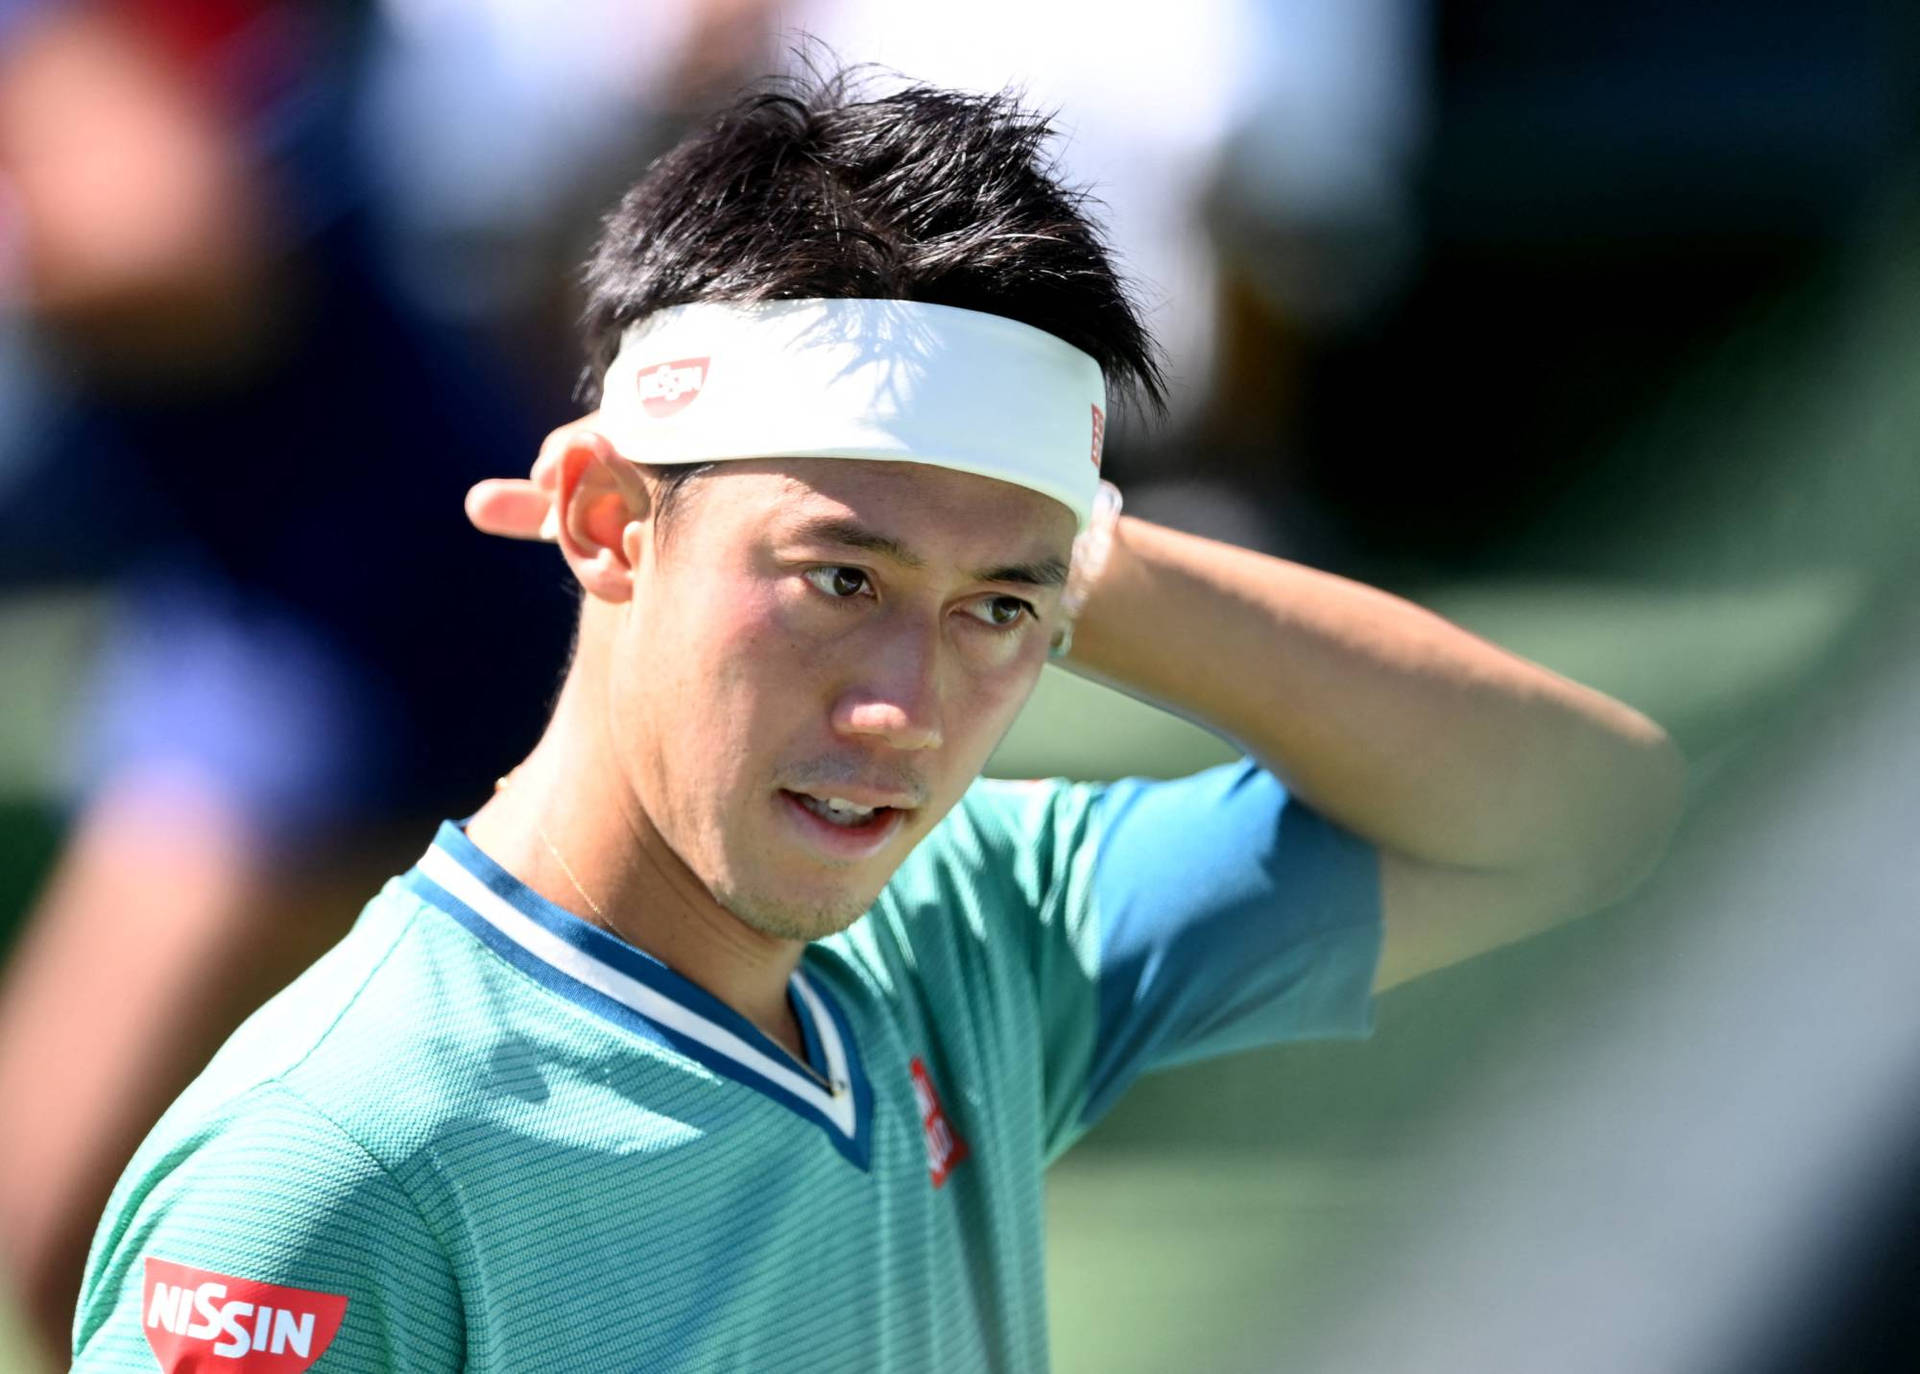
top-left (2, 1), bottom-right (1917, 1369)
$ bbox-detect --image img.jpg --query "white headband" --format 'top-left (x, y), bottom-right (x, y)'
top-left (594, 298), bottom-right (1109, 528)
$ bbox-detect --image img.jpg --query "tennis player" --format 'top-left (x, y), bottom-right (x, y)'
top-left (71, 75), bottom-right (1682, 1372)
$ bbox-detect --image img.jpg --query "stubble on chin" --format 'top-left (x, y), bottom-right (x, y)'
top-left (708, 866), bottom-right (879, 943)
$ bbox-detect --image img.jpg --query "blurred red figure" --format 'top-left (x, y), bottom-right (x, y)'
top-left (0, 0), bottom-right (792, 1354)
top-left (0, 1), bottom-right (588, 1358)
top-left (0, 9), bottom-right (291, 1358)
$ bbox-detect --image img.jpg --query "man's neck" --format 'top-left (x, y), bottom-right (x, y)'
top-left (463, 686), bottom-right (808, 1058)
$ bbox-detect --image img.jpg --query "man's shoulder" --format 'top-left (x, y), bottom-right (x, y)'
top-left (120, 878), bottom-right (468, 1170)
top-left (162, 868), bottom-right (750, 1170)
top-left (75, 1075), bottom-right (464, 1372)
top-left (77, 899), bottom-right (465, 1373)
top-left (134, 869), bottom-right (600, 1175)
top-left (90, 870), bottom-right (703, 1286)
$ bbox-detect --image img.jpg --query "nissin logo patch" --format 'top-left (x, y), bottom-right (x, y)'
top-left (142, 1257), bottom-right (347, 1372)
top-left (636, 357), bottom-right (710, 418)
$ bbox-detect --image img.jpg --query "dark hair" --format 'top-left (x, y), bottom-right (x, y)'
top-left (575, 66), bottom-right (1165, 421)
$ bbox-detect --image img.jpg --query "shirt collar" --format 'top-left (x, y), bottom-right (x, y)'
top-left (404, 821), bottom-right (873, 1169)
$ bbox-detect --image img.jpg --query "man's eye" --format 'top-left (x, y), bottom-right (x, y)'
top-left (804, 566), bottom-right (873, 599)
top-left (963, 595), bottom-right (1034, 630)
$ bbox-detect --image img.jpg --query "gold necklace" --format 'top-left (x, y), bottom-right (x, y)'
top-left (497, 774), bottom-right (607, 921)
top-left (492, 773), bottom-right (842, 1097)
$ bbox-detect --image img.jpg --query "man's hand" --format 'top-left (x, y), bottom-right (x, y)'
top-left (463, 415), bottom-right (601, 541)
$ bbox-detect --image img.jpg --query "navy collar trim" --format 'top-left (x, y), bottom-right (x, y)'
top-left (404, 821), bottom-right (872, 1170)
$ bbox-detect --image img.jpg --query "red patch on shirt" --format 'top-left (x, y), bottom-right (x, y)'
top-left (636, 357), bottom-right (710, 418)
top-left (142, 1258), bottom-right (348, 1372)
top-left (910, 1057), bottom-right (970, 1188)
top-left (1090, 404), bottom-right (1106, 469)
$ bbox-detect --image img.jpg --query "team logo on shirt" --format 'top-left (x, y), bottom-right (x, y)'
top-left (636, 357), bottom-right (710, 418)
top-left (910, 1057), bottom-right (970, 1188)
top-left (141, 1257), bottom-right (347, 1372)
top-left (1090, 404), bottom-right (1106, 469)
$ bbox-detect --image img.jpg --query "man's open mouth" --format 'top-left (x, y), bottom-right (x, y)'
top-left (781, 790), bottom-right (899, 831)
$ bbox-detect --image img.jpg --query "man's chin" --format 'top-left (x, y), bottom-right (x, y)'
top-left (714, 881), bottom-right (878, 944)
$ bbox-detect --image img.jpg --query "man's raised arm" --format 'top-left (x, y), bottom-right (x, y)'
top-left (1061, 516), bottom-right (1685, 991)
top-left (465, 422), bottom-right (1686, 994)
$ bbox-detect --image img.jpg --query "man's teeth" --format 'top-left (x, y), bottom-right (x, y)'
top-left (798, 794), bottom-right (881, 827)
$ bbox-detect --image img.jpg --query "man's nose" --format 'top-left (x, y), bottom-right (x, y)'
top-left (831, 631), bottom-right (945, 752)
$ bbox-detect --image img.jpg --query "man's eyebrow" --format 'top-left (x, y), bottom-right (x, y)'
top-left (787, 515), bottom-right (926, 568)
top-left (973, 557), bottom-right (1070, 590)
top-left (785, 514), bottom-right (1069, 589)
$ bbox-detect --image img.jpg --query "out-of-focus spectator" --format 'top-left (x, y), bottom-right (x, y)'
top-left (0, 0), bottom-right (807, 1338)
top-left (354, 0), bottom-right (782, 324)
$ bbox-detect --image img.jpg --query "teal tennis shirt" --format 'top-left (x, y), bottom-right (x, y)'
top-left (73, 761), bottom-right (1381, 1372)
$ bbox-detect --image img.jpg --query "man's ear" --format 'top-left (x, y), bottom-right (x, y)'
top-left (552, 428), bottom-right (650, 603)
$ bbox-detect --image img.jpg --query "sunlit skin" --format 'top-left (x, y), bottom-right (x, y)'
top-left (468, 414), bottom-right (1685, 1062)
top-left (466, 441), bottom-right (1075, 1054)
top-left (611, 458), bottom-right (1073, 932)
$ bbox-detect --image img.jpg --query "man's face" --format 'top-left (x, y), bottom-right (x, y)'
top-left (600, 457), bottom-right (1076, 942)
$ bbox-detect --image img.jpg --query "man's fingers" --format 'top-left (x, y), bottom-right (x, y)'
top-left (467, 414), bottom-right (603, 541)
top-left (464, 479), bottom-right (556, 542)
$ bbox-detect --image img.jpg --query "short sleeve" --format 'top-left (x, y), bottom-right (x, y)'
top-left (1079, 759), bottom-right (1382, 1125)
top-left (73, 1084), bottom-right (462, 1372)
top-left (957, 758), bottom-right (1381, 1159)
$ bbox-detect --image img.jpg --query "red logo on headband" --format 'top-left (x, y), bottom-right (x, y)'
top-left (1090, 404), bottom-right (1106, 470)
top-left (636, 357), bottom-right (710, 418)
